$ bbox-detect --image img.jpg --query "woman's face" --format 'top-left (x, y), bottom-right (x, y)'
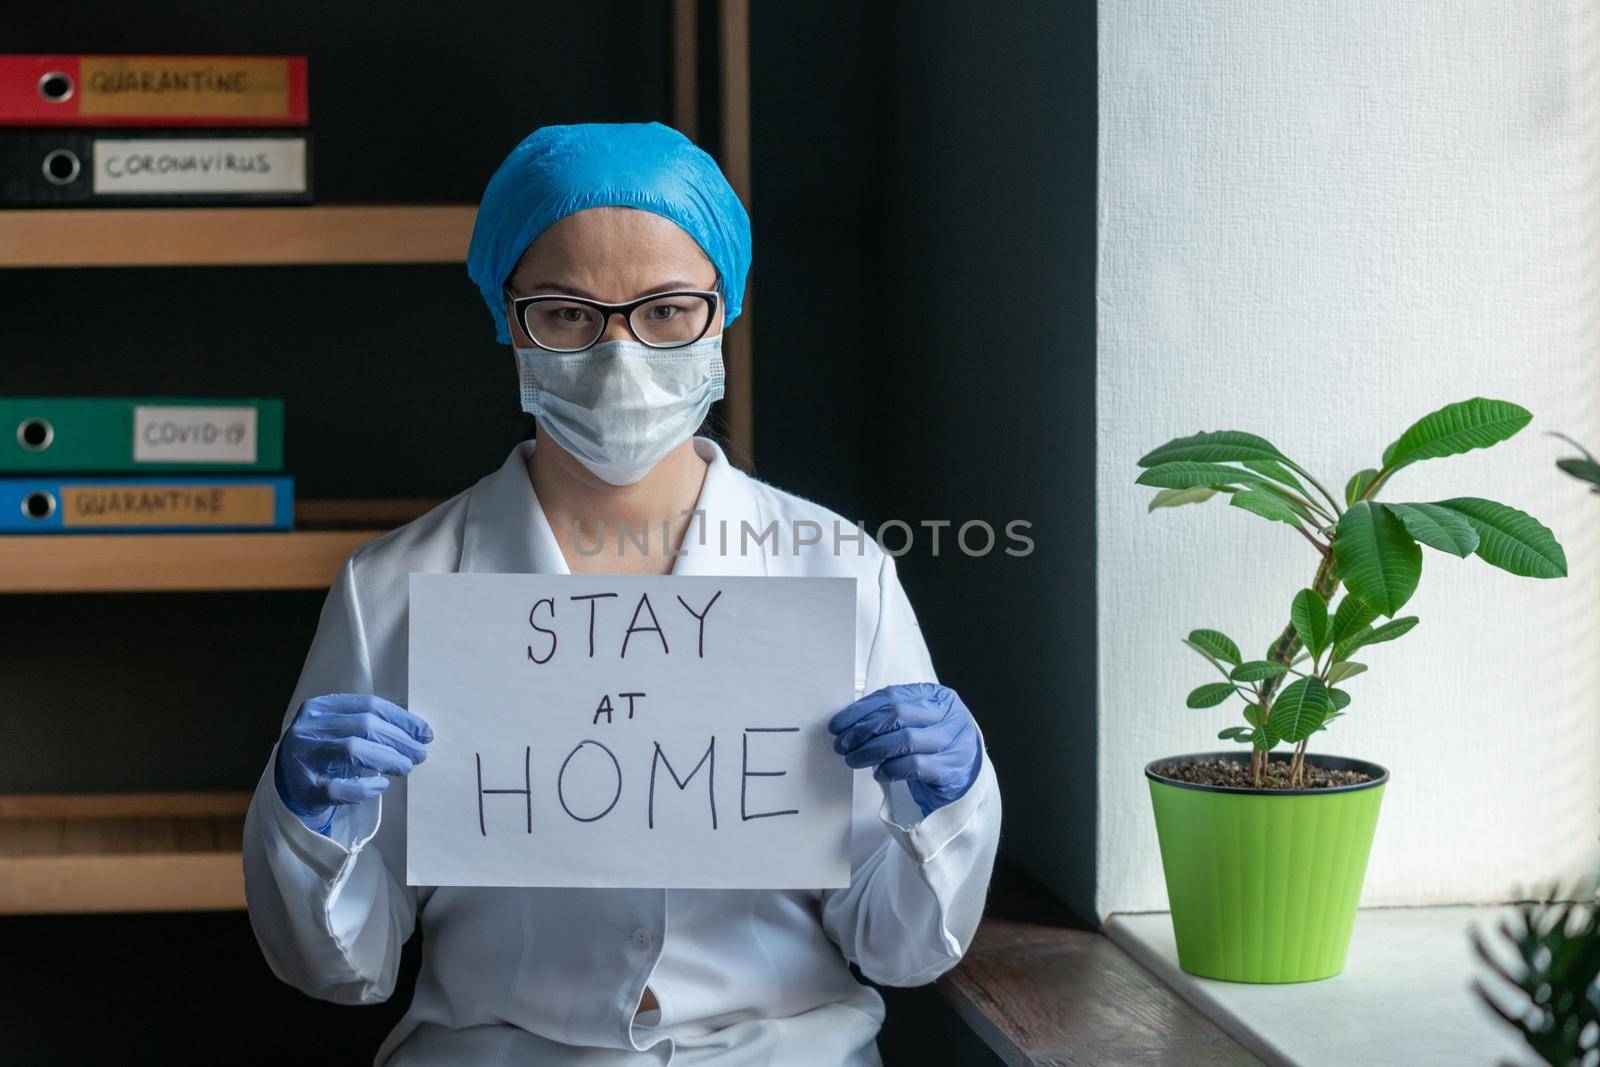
top-left (504, 206), bottom-right (725, 349)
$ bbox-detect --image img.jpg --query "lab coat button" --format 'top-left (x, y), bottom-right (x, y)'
top-left (630, 927), bottom-right (654, 951)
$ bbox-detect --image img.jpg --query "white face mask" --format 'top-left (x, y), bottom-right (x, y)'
top-left (515, 336), bottom-right (725, 486)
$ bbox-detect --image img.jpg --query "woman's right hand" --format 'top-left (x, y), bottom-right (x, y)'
top-left (273, 693), bottom-right (434, 835)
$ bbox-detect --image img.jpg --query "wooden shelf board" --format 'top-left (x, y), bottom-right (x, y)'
top-left (295, 496), bottom-right (438, 527)
top-left (0, 203), bottom-right (476, 267)
top-left (0, 791), bottom-right (251, 820)
top-left (0, 791), bottom-right (249, 914)
top-left (0, 528), bottom-right (384, 592)
top-left (0, 854), bottom-right (244, 914)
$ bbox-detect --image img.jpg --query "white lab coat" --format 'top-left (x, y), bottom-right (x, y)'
top-left (243, 436), bottom-right (1002, 1066)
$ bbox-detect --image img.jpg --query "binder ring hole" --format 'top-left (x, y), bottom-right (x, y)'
top-left (41, 149), bottom-right (81, 187)
top-left (22, 491), bottom-right (56, 522)
top-left (37, 71), bottom-right (74, 103)
top-left (17, 417), bottom-right (53, 452)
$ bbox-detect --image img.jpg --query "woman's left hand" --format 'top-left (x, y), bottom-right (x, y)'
top-left (828, 683), bottom-right (984, 817)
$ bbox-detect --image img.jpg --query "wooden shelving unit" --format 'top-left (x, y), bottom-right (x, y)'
top-left (0, 500), bottom-right (434, 912)
top-left (0, 204), bottom-right (475, 267)
top-left (0, 497), bottom-right (435, 593)
top-left (0, 791), bottom-right (251, 914)
top-left (0, 8), bottom-right (749, 924)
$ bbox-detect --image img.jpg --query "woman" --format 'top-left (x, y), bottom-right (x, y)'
top-left (243, 121), bottom-right (1002, 1066)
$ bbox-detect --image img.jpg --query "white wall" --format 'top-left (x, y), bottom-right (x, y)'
top-left (1097, 1), bottom-right (1600, 914)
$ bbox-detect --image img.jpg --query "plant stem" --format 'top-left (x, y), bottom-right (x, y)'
top-left (1292, 523), bottom-right (1332, 555)
top-left (1254, 550), bottom-right (1340, 785)
top-left (1284, 460), bottom-right (1344, 518)
top-left (1358, 465), bottom-right (1392, 503)
top-left (1266, 484), bottom-right (1335, 525)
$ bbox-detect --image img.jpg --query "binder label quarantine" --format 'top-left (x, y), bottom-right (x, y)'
top-left (0, 475), bottom-right (294, 532)
top-left (0, 55), bottom-right (309, 126)
top-left (132, 405), bottom-right (259, 464)
top-left (60, 482), bottom-right (278, 527)
top-left (77, 56), bottom-right (298, 120)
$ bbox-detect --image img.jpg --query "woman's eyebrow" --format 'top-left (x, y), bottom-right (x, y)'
top-left (518, 280), bottom-right (710, 299)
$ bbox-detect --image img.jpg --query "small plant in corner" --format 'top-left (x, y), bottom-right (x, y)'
top-left (1137, 397), bottom-right (1568, 789)
top-left (1472, 886), bottom-right (1600, 1067)
top-left (1466, 442), bottom-right (1600, 1066)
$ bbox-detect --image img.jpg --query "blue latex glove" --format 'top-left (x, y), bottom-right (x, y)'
top-left (828, 683), bottom-right (983, 817)
top-left (274, 693), bottom-right (433, 836)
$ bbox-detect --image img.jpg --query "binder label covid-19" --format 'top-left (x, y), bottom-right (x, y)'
top-left (132, 406), bottom-right (259, 464)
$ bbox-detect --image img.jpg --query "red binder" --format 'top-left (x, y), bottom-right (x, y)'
top-left (0, 54), bottom-right (308, 126)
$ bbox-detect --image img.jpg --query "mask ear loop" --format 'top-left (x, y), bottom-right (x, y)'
top-left (698, 269), bottom-right (728, 445)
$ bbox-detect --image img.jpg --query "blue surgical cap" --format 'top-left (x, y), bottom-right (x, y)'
top-left (467, 121), bottom-right (752, 345)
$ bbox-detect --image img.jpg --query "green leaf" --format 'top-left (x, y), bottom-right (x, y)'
top-left (1138, 430), bottom-right (1290, 468)
top-left (1326, 661), bottom-right (1367, 684)
top-left (1182, 641), bottom-right (1229, 677)
top-left (1187, 629), bottom-right (1242, 665)
top-left (1329, 688), bottom-right (1352, 710)
top-left (1242, 458), bottom-right (1308, 495)
top-left (1231, 660), bottom-right (1290, 682)
top-left (1433, 498), bottom-right (1568, 579)
top-left (1556, 457), bottom-right (1600, 489)
top-left (1218, 726), bottom-right (1249, 741)
top-left (1345, 468), bottom-right (1381, 506)
top-left (1290, 588), bottom-right (1329, 659)
top-left (1333, 501), bottom-right (1423, 616)
top-left (1187, 682), bottom-right (1237, 708)
top-left (1382, 502), bottom-right (1479, 558)
top-left (1380, 398), bottom-right (1532, 470)
top-left (1268, 677), bottom-right (1332, 742)
top-left (1229, 489), bottom-right (1304, 527)
top-left (1550, 432), bottom-right (1597, 464)
top-left (1243, 703), bottom-right (1264, 726)
top-left (1335, 615), bottom-right (1419, 660)
top-left (1252, 726), bottom-right (1280, 751)
top-left (1328, 594), bottom-right (1378, 647)
top-left (1136, 461), bottom-right (1271, 491)
top-left (1147, 486), bottom-right (1218, 512)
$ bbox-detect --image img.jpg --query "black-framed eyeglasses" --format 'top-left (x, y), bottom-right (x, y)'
top-left (504, 286), bottom-right (721, 353)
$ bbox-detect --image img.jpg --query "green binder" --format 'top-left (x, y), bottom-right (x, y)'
top-left (0, 397), bottom-right (284, 473)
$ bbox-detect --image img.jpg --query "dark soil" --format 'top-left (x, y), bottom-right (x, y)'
top-left (1153, 757), bottom-right (1377, 791)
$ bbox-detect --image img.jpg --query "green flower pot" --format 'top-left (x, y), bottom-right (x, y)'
top-left (1145, 751), bottom-right (1388, 983)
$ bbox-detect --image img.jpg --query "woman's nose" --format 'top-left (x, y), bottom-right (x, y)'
top-left (598, 310), bottom-right (635, 345)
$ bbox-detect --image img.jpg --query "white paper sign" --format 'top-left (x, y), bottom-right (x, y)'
top-left (406, 573), bottom-right (857, 889)
top-left (131, 405), bottom-right (258, 464)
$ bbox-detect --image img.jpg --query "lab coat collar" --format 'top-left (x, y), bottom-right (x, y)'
top-left (459, 436), bottom-right (770, 578)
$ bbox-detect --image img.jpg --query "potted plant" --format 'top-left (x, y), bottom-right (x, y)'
top-left (1136, 397), bottom-right (1567, 983)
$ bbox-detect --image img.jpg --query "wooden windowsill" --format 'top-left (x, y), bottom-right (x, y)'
top-left (935, 863), bottom-right (1261, 1065)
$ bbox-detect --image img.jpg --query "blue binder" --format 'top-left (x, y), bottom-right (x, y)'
top-left (0, 475), bottom-right (294, 533)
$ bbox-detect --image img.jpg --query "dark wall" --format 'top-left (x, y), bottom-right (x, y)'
top-left (0, 1), bottom-right (1097, 1061)
top-left (5, 1), bottom-right (669, 203)
top-left (1, 4), bottom-right (672, 1063)
top-left (750, 0), bottom-right (1099, 920)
